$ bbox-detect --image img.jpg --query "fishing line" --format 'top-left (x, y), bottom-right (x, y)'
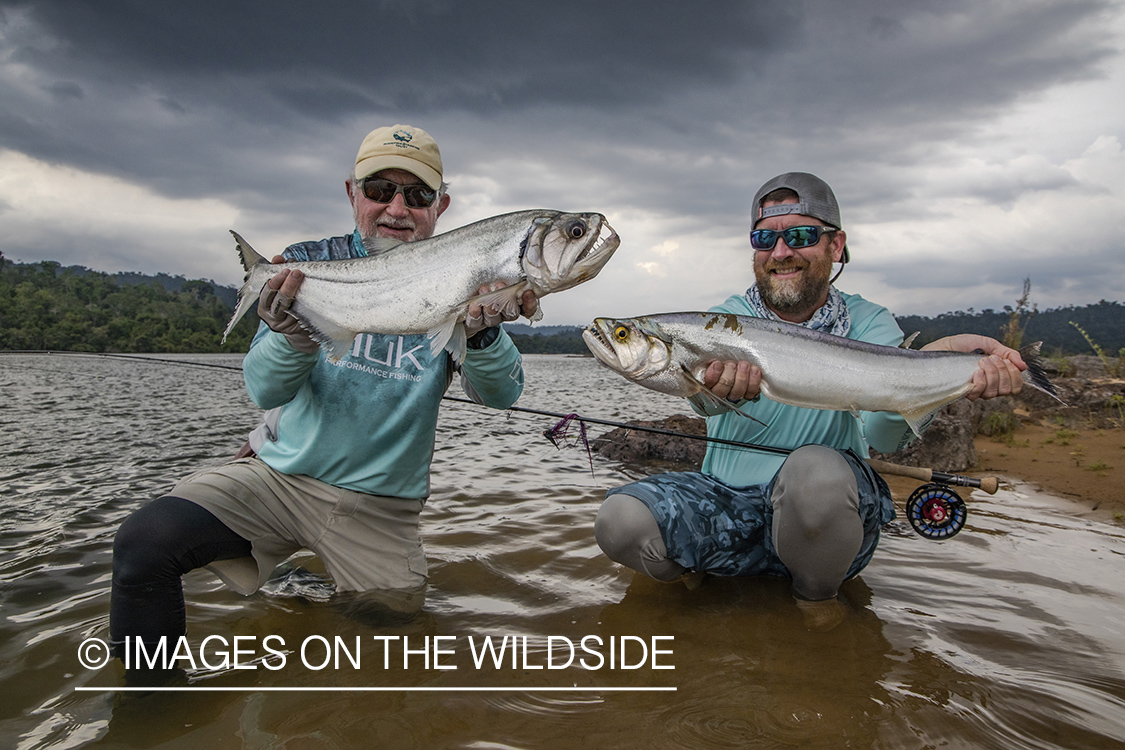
top-left (0, 350), bottom-right (246, 372)
top-left (441, 396), bottom-right (792, 456)
top-left (2, 349), bottom-right (996, 508)
top-left (3, 351), bottom-right (779, 451)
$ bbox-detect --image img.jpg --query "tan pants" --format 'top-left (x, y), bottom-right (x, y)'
top-left (170, 458), bottom-right (427, 596)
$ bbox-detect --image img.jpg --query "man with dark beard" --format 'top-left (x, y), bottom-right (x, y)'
top-left (594, 172), bottom-right (1024, 623)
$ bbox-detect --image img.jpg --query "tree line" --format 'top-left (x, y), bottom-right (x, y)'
top-left (0, 259), bottom-right (258, 353)
top-left (895, 300), bottom-right (1125, 356)
top-left (2, 258), bottom-right (1122, 357)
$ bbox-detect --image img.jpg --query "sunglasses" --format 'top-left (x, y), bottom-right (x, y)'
top-left (359, 177), bottom-right (438, 208)
top-left (750, 225), bottom-right (836, 251)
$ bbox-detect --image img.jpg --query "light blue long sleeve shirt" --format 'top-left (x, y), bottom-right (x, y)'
top-left (693, 291), bottom-right (916, 487)
top-left (241, 232), bottom-right (524, 499)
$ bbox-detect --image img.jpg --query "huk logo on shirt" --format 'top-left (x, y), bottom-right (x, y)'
top-left (331, 334), bottom-right (427, 382)
top-left (349, 334), bottom-right (426, 369)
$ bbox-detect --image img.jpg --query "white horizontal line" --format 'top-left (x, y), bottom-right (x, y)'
top-left (76, 686), bottom-right (677, 693)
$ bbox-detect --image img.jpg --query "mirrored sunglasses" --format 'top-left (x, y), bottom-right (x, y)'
top-left (750, 225), bottom-right (836, 251)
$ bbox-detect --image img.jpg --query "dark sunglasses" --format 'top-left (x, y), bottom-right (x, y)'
top-left (750, 225), bottom-right (836, 251)
top-left (359, 177), bottom-right (438, 208)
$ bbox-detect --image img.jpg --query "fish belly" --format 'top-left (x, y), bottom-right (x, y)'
top-left (677, 321), bottom-right (978, 419)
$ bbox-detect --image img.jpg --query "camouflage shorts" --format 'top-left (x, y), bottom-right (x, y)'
top-left (606, 448), bottom-right (895, 578)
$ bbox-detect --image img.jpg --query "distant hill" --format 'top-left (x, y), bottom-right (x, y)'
top-left (895, 300), bottom-right (1125, 356)
top-left (502, 323), bottom-right (583, 337)
top-left (0, 259), bottom-right (256, 353)
top-left (2, 257), bottom-right (1122, 357)
top-left (58, 264), bottom-right (240, 309)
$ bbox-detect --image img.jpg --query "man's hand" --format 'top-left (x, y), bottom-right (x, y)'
top-left (464, 283), bottom-right (539, 337)
top-left (257, 255), bottom-right (319, 354)
top-left (703, 360), bottom-right (762, 402)
top-left (922, 334), bottom-right (1025, 401)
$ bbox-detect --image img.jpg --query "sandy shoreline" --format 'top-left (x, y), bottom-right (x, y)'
top-left (971, 422), bottom-right (1124, 522)
top-left (876, 423), bottom-right (1125, 524)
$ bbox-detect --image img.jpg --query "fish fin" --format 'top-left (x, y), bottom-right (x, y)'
top-left (426, 316), bottom-right (468, 364)
top-left (900, 332), bottom-right (920, 349)
top-left (681, 366), bottom-right (767, 427)
top-left (361, 236), bottom-right (405, 255)
top-left (432, 282), bottom-right (535, 362)
top-left (289, 307), bottom-right (358, 362)
top-left (463, 284), bottom-right (529, 319)
top-left (1019, 341), bottom-right (1067, 404)
top-left (897, 406), bottom-right (940, 438)
top-left (222, 230), bottom-right (270, 343)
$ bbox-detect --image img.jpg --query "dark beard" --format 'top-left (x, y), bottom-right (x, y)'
top-left (755, 252), bottom-right (834, 317)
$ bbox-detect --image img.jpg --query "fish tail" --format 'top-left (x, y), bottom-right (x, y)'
top-left (222, 230), bottom-right (270, 343)
top-left (1019, 341), bottom-right (1066, 404)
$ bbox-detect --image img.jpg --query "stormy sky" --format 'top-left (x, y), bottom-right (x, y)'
top-left (1, 0), bottom-right (1122, 325)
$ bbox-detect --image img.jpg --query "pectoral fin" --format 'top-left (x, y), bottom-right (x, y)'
top-left (291, 306), bottom-right (359, 363)
top-left (898, 405), bottom-right (940, 438)
top-left (682, 366), bottom-right (767, 427)
top-left (462, 282), bottom-right (532, 320)
top-left (426, 317), bottom-right (468, 364)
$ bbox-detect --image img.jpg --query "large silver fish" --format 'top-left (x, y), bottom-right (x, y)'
top-left (583, 312), bottom-right (1062, 436)
top-left (223, 210), bottom-right (619, 362)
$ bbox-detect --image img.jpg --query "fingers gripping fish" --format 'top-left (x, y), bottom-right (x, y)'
top-left (223, 210), bottom-right (620, 363)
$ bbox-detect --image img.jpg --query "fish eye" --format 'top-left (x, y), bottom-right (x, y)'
top-left (566, 220), bottom-right (587, 239)
top-left (613, 325), bottom-right (629, 341)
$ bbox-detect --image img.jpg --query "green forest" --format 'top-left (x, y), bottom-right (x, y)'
top-left (1, 257), bottom-right (1123, 358)
top-left (0, 258), bottom-right (258, 353)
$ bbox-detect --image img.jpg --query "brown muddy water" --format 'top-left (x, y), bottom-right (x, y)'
top-left (1, 352), bottom-right (1123, 749)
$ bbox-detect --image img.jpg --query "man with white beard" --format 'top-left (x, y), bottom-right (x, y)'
top-left (110, 125), bottom-right (534, 675)
top-left (594, 172), bottom-right (1025, 625)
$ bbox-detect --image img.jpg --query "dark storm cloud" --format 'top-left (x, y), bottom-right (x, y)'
top-left (3, 0), bottom-right (1114, 201)
top-left (9, 1), bottom-right (781, 102)
top-left (0, 0), bottom-right (1120, 317)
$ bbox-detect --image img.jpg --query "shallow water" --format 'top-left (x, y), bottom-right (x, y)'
top-left (1, 352), bottom-right (1123, 749)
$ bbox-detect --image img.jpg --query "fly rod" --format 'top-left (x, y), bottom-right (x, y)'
top-left (441, 396), bottom-right (999, 495)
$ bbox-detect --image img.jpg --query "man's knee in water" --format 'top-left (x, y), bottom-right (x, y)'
top-left (112, 495), bottom-right (247, 586)
top-left (113, 498), bottom-right (186, 586)
top-left (773, 445), bottom-right (860, 533)
top-left (772, 446), bottom-right (863, 600)
top-left (595, 494), bottom-right (685, 582)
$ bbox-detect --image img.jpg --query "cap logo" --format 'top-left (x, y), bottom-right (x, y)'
top-left (383, 129), bottom-right (421, 151)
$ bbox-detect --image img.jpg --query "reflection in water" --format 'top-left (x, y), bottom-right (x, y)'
top-left (0, 352), bottom-right (1123, 749)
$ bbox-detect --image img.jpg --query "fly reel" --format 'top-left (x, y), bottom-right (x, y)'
top-left (906, 483), bottom-right (967, 540)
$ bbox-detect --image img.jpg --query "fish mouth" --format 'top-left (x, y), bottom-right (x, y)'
top-left (574, 220), bottom-right (619, 266)
top-left (581, 321), bottom-right (618, 365)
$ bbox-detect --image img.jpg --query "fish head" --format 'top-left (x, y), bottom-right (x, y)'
top-left (582, 316), bottom-right (678, 388)
top-left (522, 213), bottom-right (619, 294)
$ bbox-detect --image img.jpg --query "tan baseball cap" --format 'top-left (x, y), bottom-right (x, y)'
top-left (354, 124), bottom-right (443, 189)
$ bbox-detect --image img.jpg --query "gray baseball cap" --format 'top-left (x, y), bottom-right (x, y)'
top-left (751, 172), bottom-right (849, 263)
